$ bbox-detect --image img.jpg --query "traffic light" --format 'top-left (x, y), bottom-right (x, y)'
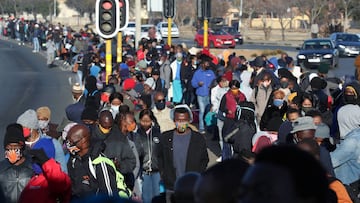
top-left (197, 0), bottom-right (211, 19)
top-left (163, 0), bottom-right (175, 18)
top-left (96, 0), bottom-right (120, 39)
top-left (119, 0), bottom-right (129, 31)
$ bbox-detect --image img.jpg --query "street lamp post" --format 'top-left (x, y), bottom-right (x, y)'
top-left (54, 0), bottom-right (56, 17)
top-left (238, 0), bottom-right (243, 32)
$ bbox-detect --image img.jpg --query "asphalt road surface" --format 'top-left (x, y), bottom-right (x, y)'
top-left (0, 38), bottom-right (357, 160)
top-left (0, 39), bottom-right (73, 157)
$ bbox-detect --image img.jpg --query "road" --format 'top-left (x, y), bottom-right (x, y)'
top-left (0, 38), bottom-right (357, 160)
top-left (0, 39), bottom-right (74, 157)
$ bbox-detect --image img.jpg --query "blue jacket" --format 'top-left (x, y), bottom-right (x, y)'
top-left (191, 69), bottom-right (215, 97)
top-left (331, 128), bottom-right (360, 184)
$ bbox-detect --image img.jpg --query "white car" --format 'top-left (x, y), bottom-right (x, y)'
top-left (140, 24), bottom-right (162, 42)
top-left (156, 22), bottom-right (180, 38)
top-left (123, 21), bottom-right (135, 36)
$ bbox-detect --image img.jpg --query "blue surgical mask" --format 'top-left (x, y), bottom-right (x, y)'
top-left (273, 99), bottom-right (284, 107)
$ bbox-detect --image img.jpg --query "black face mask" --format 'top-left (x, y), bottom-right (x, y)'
top-left (155, 101), bottom-right (166, 110)
top-left (280, 81), bottom-right (289, 89)
top-left (344, 95), bottom-right (357, 105)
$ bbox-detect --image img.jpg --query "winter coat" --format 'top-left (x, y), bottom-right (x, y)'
top-left (92, 126), bottom-right (137, 174)
top-left (157, 129), bottom-right (209, 190)
top-left (135, 126), bottom-right (161, 172)
top-left (0, 158), bottom-right (33, 203)
top-left (18, 159), bottom-right (71, 203)
top-left (67, 144), bottom-right (118, 199)
top-left (250, 85), bottom-right (273, 124)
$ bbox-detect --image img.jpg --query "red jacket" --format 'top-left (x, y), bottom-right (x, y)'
top-left (224, 90), bottom-right (247, 119)
top-left (18, 158), bottom-right (71, 203)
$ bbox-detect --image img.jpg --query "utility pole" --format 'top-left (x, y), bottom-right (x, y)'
top-left (135, 0), bottom-right (141, 49)
top-left (238, 0), bottom-right (243, 32)
top-left (54, 0), bottom-right (57, 17)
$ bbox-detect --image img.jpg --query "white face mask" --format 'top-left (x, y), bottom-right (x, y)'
top-left (38, 120), bottom-right (49, 129)
top-left (110, 105), bottom-right (120, 118)
top-left (100, 63), bottom-right (105, 67)
top-left (158, 60), bottom-right (163, 66)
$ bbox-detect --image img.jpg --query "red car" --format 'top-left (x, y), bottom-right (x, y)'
top-left (194, 29), bottom-right (236, 49)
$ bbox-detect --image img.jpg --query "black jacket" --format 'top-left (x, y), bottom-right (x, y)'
top-left (157, 129), bottom-right (209, 190)
top-left (135, 125), bottom-right (161, 172)
top-left (92, 125), bottom-right (137, 174)
top-left (67, 143), bottom-right (118, 199)
top-left (0, 158), bottom-right (33, 203)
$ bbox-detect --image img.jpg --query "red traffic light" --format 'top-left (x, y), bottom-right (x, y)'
top-left (102, 1), bottom-right (113, 10)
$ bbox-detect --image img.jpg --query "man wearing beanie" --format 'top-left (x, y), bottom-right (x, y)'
top-left (36, 106), bottom-right (60, 139)
top-left (0, 123), bottom-right (33, 203)
top-left (19, 138), bottom-right (71, 203)
top-left (17, 109), bottom-right (68, 174)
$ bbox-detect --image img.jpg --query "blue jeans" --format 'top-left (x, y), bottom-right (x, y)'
top-left (142, 172), bottom-right (160, 203)
top-left (197, 95), bottom-right (210, 132)
top-left (33, 37), bottom-right (40, 52)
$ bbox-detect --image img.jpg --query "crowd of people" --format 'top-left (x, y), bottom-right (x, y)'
top-left (2, 16), bottom-right (360, 203)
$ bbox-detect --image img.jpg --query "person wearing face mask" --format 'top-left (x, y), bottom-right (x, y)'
top-left (157, 104), bottom-right (209, 202)
top-left (133, 109), bottom-right (161, 203)
top-left (158, 52), bottom-right (171, 99)
top-left (336, 82), bottom-right (360, 140)
top-left (169, 52), bottom-right (185, 104)
top-left (250, 71), bottom-right (274, 124)
top-left (299, 92), bottom-right (317, 116)
top-left (211, 75), bottom-right (230, 153)
top-left (0, 123), bottom-right (33, 203)
top-left (92, 110), bottom-right (136, 176)
top-left (152, 91), bottom-right (176, 133)
top-left (260, 90), bottom-right (288, 131)
top-left (36, 106), bottom-right (60, 139)
top-left (219, 80), bottom-right (247, 160)
top-left (105, 92), bottom-right (123, 119)
top-left (17, 109), bottom-right (68, 174)
top-left (66, 124), bottom-right (119, 199)
top-left (191, 53), bottom-right (216, 134)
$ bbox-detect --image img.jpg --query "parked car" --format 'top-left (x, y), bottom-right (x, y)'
top-left (330, 32), bottom-right (360, 57)
top-left (156, 22), bottom-right (180, 38)
top-left (296, 38), bottom-right (339, 69)
top-left (140, 24), bottom-right (162, 42)
top-left (123, 21), bottom-right (135, 36)
top-left (194, 29), bottom-right (236, 49)
top-left (221, 26), bottom-right (243, 44)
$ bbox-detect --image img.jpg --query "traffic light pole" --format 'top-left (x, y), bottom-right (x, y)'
top-left (117, 32), bottom-right (122, 63)
top-left (106, 39), bottom-right (112, 84)
top-left (167, 17), bottom-right (172, 46)
top-left (203, 18), bottom-right (209, 48)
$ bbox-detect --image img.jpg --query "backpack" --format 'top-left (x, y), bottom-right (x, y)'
top-left (92, 155), bottom-right (132, 198)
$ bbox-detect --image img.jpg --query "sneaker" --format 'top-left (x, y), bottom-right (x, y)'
top-left (216, 157), bottom-right (222, 162)
top-left (199, 130), bottom-right (206, 135)
top-left (55, 57), bottom-right (60, 60)
top-left (32, 50), bottom-right (36, 53)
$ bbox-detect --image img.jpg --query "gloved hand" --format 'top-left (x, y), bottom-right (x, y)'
top-left (28, 149), bottom-right (49, 165)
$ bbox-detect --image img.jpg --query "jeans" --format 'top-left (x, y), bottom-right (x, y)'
top-left (197, 95), bottom-right (210, 132)
top-left (33, 37), bottom-right (40, 52)
top-left (142, 172), bottom-right (160, 203)
top-left (217, 118), bottom-right (224, 150)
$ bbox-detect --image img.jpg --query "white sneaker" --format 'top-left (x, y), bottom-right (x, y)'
top-left (32, 50), bottom-right (36, 53)
top-left (55, 57), bottom-right (60, 60)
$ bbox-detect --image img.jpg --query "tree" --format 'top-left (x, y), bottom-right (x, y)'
top-left (174, 0), bottom-right (195, 26)
top-left (65, 0), bottom-right (95, 22)
top-left (273, 0), bottom-right (294, 40)
top-left (336, 0), bottom-right (360, 31)
top-left (294, 0), bottom-right (328, 26)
